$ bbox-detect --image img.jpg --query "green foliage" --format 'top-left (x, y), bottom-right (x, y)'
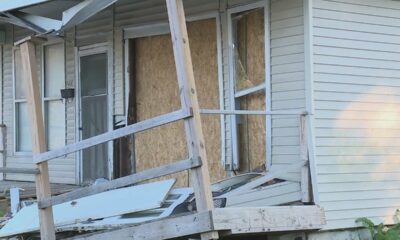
top-left (356, 210), bottom-right (400, 240)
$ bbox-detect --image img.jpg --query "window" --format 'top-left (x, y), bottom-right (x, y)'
top-left (229, 6), bottom-right (268, 171)
top-left (43, 43), bottom-right (65, 150)
top-left (14, 49), bottom-right (32, 152)
top-left (14, 43), bottom-right (66, 153)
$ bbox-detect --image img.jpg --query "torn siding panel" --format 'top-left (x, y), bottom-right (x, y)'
top-left (270, 0), bottom-right (305, 176)
top-left (312, 0), bottom-right (400, 230)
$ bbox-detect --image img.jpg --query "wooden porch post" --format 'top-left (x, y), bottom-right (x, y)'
top-left (18, 38), bottom-right (56, 240)
top-left (166, 0), bottom-right (218, 239)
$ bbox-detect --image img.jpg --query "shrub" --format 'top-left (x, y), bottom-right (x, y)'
top-left (356, 210), bottom-right (400, 240)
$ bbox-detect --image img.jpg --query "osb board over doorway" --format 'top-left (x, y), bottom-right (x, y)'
top-left (132, 18), bottom-right (225, 186)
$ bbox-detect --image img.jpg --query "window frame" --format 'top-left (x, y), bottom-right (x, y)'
top-left (13, 47), bottom-right (32, 155)
top-left (41, 40), bottom-right (66, 151)
top-left (227, 0), bottom-right (271, 170)
top-left (123, 11), bottom-right (226, 169)
top-left (13, 40), bottom-right (67, 155)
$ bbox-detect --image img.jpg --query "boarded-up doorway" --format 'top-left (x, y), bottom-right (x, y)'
top-left (127, 18), bottom-right (225, 186)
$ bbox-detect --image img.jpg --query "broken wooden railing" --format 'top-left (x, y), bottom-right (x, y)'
top-left (14, 0), bottom-right (217, 239)
top-left (200, 109), bottom-right (312, 203)
top-left (9, 0), bottom-right (312, 239)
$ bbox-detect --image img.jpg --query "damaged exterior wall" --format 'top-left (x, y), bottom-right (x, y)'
top-left (132, 19), bottom-right (224, 186)
top-left (0, 0), bottom-right (307, 191)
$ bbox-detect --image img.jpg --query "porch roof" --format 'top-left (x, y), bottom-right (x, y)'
top-left (0, 0), bottom-right (118, 35)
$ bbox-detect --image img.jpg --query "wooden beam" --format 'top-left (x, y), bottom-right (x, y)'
top-left (166, 0), bottom-right (217, 239)
top-left (34, 109), bottom-right (191, 164)
top-left (19, 40), bottom-right (55, 240)
top-left (67, 212), bottom-right (213, 240)
top-left (39, 157), bottom-right (202, 209)
top-left (212, 206), bottom-right (326, 234)
top-left (0, 167), bottom-right (39, 174)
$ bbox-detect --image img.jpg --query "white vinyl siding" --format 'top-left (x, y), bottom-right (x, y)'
top-left (3, 26), bottom-right (75, 184)
top-left (270, 0), bottom-right (305, 175)
top-left (313, 0), bottom-right (400, 230)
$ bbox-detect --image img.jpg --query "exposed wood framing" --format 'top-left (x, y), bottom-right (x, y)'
top-left (166, 0), bottom-right (217, 238)
top-left (19, 39), bottom-right (55, 240)
top-left (39, 158), bottom-right (202, 209)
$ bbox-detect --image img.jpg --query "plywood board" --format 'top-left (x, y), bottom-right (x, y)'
top-left (0, 179), bottom-right (175, 238)
top-left (133, 18), bottom-right (224, 186)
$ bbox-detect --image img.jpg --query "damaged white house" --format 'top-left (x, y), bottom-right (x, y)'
top-left (0, 0), bottom-right (396, 239)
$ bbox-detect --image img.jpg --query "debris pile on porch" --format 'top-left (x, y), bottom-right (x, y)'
top-left (0, 171), bottom-right (325, 239)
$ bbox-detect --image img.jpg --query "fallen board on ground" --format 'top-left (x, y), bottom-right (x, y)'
top-left (58, 188), bottom-right (192, 232)
top-left (0, 179), bottom-right (175, 238)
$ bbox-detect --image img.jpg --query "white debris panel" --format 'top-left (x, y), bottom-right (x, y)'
top-left (0, 179), bottom-right (175, 238)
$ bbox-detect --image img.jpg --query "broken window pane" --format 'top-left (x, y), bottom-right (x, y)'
top-left (232, 8), bottom-right (265, 92)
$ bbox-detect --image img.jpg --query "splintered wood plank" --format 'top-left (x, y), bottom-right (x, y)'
top-left (20, 39), bottom-right (55, 240)
top-left (0, 180), bottom-right (175, 238)
top-left (212, 206), bottom-right (326, 234)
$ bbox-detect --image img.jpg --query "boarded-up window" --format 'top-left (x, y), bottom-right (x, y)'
top-left (130, 18), bottom-right (224, 186)
top-left (232, 8), bottom-right (267, 172)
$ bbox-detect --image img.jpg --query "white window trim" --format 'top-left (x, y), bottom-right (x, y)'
top-left (123, 11), bottom-right (226, 169)
top-left (12, 47), bottom-right (31, 156)
top-left (227, 0), bottom-right (271, 170)
top-left (75, 43), bottom-right (114, 183)
top-left (13, 40), bottom-right (68, 155)
top-left (41, 40), bottom-right (66, 151)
